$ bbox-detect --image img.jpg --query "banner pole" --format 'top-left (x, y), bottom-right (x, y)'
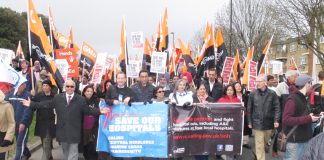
top-left (27, 1), bottom-right (34, 91)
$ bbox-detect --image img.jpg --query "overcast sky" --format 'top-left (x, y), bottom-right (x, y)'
top-left (1, 0), bottom-right (229, 55)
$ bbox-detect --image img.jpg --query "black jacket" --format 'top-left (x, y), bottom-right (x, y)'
top-left (31, 93), bottom-right (101, 143)
top-left (205, 81), bottom-right (223, 102)
top-left (131, 83), bottom-right (154, 102)
top-left (32, 92), bottom-right (56, 138)
top-left (105, 85), bottom-right (137, 105)
top-left (247, 88), bottom-right (281, 130)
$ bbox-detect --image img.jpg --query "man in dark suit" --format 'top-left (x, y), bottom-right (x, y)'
top-left (22, 80), bottom-right (109, 160)
top-left (205, 68), bottom-right (223, 101)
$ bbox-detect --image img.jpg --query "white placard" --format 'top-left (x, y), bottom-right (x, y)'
top-left (0, 48), bottom-right (15, 66)
top-left (150, 52), bottom-right (167, 74)
top-left (270, 60), bottom-right (283, 75)
top-left (91, 52), bottom-right (108, 84)
top-left (55, 59), bottom-right (69, 82)
top-left (126, 60), bottom-right (142, 78)
top-left (131, 31), bottom-right (144, 49)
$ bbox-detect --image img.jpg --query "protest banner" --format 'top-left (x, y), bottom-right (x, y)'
top-left (97, 102), bottom-right (168, 158)
top-left (91, 52), bottom-right (108, 84)
top-left (131, 32), bottom-right (144, 49)
top-left (221, 57), bottom-right (234, 85)
top-left (54, 59), bottom-right (69, 82)
top-left (55, 48), bottom-right (79, 78)
top-left (169, 103), bottom-right (243, 158)
top-left (248, 61), bottom-right (257, 91)
top-left (150, 52), bottom-right (167, 74)
top-left (0, 48), bottom-right (15, 66)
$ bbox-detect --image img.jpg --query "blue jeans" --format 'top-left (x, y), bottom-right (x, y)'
top-left (284, 142), bottom-right (307, 160)
top-left (14, 128), bottom-right (30, 160)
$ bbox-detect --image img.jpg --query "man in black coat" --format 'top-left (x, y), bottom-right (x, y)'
top-left (131, 70), bottom-right (154, 102)
top-left (22, 80), bottom-right (109, 160)
top-left (205, 68), bottom-right (223, 101)
top-left (247, 74), bottom-right (281, 160)
top-left (31, 80), bottom-right (56, 160)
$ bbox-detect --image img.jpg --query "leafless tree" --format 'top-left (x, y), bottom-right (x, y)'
top-left (215, 0), bottom-right (280, 60)
top-left (272, 0), bottom-right (324, 69)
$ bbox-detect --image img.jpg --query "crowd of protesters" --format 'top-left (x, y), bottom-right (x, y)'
top-left (1, 58), bottom-right (324, 160)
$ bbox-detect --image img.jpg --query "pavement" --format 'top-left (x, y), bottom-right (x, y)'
top-left (28, 136), bottom-right (284, 160)
top-left (29, 140), bottom-right (63, 160)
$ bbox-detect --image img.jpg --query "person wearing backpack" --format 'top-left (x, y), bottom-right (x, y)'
top-left (282, 74), bottom-right (320, 160)
top-left (310, 70), bottom-right (324, 113)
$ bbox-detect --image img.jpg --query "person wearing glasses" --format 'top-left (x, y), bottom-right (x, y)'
top-left (21, 80), bottom-right (109, 160)
top-left (152, 86), bottom-right (169, 103)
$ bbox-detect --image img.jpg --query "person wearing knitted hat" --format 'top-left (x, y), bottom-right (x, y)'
top-left (180, 72), bottom-right (195, 93)
top-left (283, 74), bottom-right (320, 159)
top-left (31, 79), bottom-right (56, 160)
top-left (0, 90), bottom-right (15, 160)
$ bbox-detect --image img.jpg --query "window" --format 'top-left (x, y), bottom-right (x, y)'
top-left (276, 45), bottom-right (282, 52)
top-left (316, 56), bottom-right (320, 64)
top-left (300, 44), bottom-right (307, 49)
top-left (300, 56), bottom-right (307, 65)
top-left (282, 45), bottom-right (287, 52)
top-left (290, 43), bottom-right (296, 52)
top-left (320, 36), bottom-right (324, 43)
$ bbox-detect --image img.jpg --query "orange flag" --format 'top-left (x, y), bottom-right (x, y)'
top-left (242, 47), bottom-right (254, 85)
top-left (143, 38), bottom-right (152, 70)
top-left (232, 49), bottom-right (240, 82)
top-left (15, 41), bottom-right (25, 60)
top-left (119, 17), bottom-right (128, 73)
top-left (241, 47), bottom-right (254, 70)
top-left (159, 8), bottom-right (169, 52)
top-left (144, 38), bottom-right (153, 56)
top-left (66, 27), bottom-right (74, 49)
top-left (155, 22), bottom-right (161, 51)
top-left (289, 57), bottom-right (298, 70)
top-left (57, 33), bottom-right (80, 52)
top-left (28, 0), bottom-right (64, 90)
top-left (257, 35), bottom-right (273, 75)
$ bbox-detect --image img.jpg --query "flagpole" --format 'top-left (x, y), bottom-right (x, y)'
top-left (48, 6), bottom-right (55, 59)
top-left (229, 0), bottom-right (233, 56)
top-left (27, 0), bottom-right (35, 91)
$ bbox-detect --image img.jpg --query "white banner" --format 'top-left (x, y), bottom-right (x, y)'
top-left (91, 52), bottom-right (108, 84)
top-left (131, 31), bottom-right (144, 49)
top-left (0, 48), bottom-right (15, 66)
top-left (150, 52), bottom-right (167, 74)
top-left (55, 59), bottom-right (69, 82)
top-left (0, 59), bottom-right (27, 94)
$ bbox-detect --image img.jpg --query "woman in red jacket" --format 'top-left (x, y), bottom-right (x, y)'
top-left (217, 84), bottom-right (241, 103)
